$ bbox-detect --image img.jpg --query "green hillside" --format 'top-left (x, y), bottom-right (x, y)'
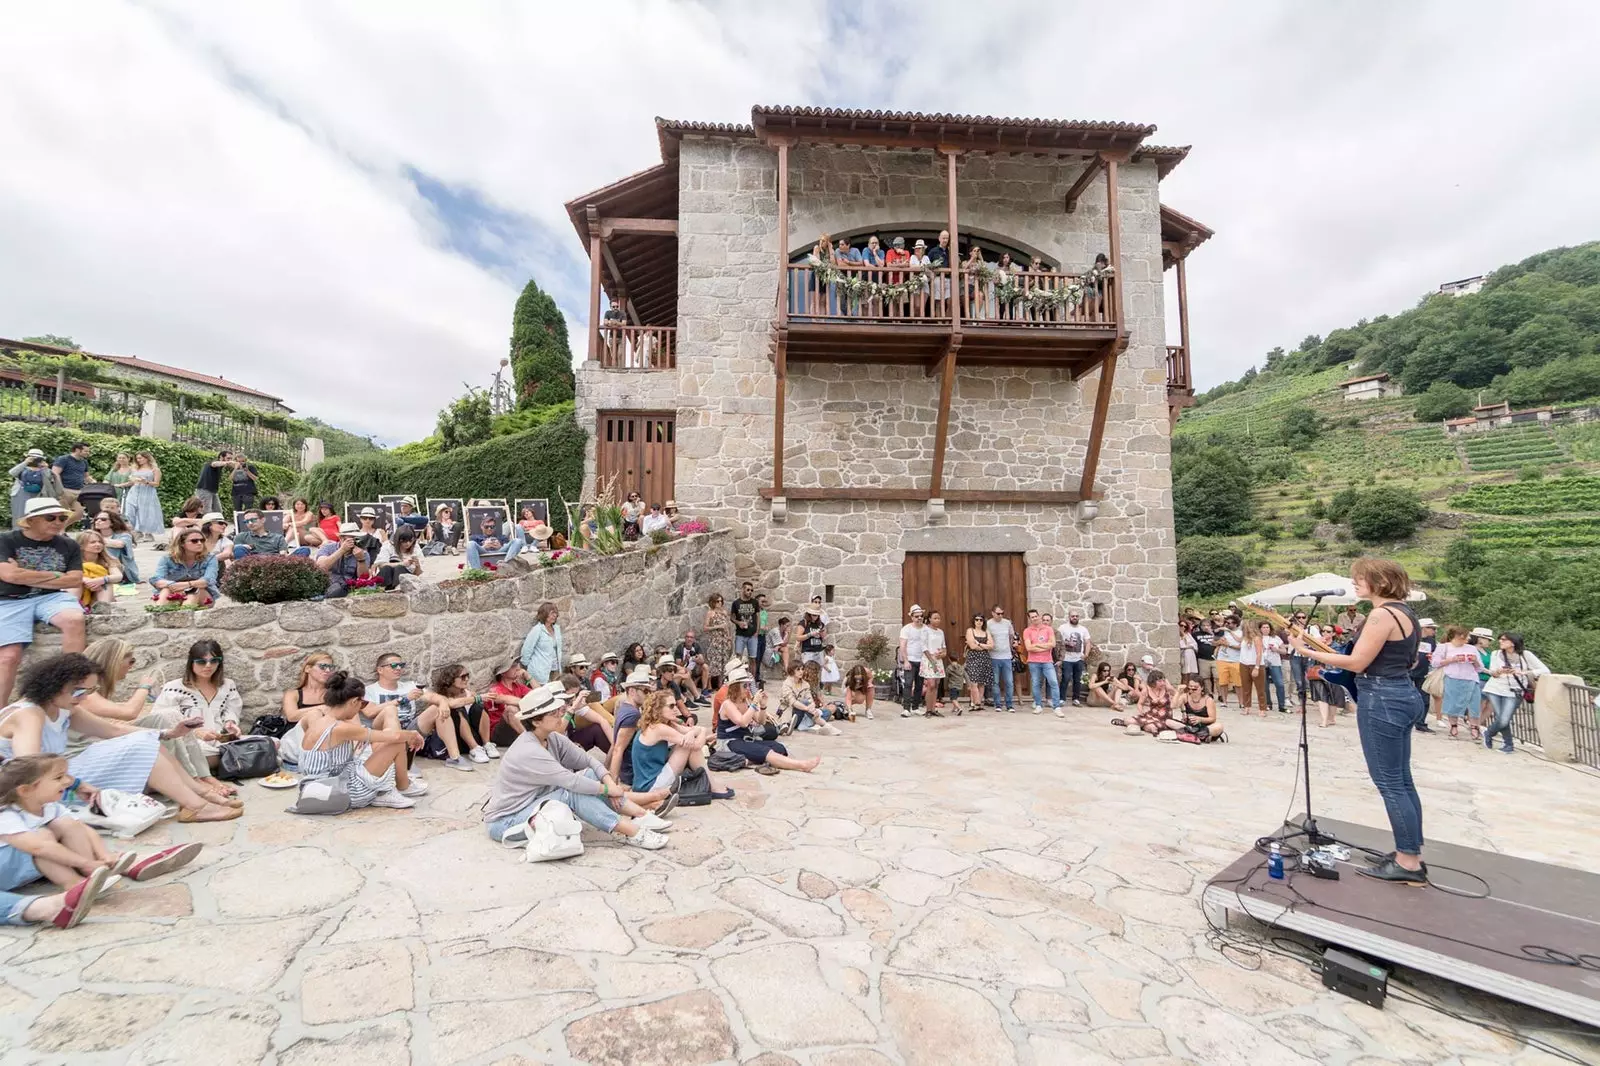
top-left (1172, 242), bottom-right (1600, 681)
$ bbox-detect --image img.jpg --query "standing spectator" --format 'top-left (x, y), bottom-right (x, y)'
top-left (1193, 617), bottom-right (1217, 696)
top-left (1411, 617), bottom-right (1438, 733)
top-left (1238, 620), bottom-right (1264, 716)
top-left (754, 594), bottom-right (772, 676)
top-left (151, 529), bottom-right (220, 606)
top-left (797, 604), bottom-right (827, 666)
top-left (819, 644), bottom-right (842, 695)
top-left (193, 451), bottom-right (231, 514)
top-left (909, 239), bottom-right (931, 315)
top-left (49, 443), bottom-right (91, 514)
top-left (1057, 610), bottom-right (1093, 707)
top-left (0, 499), bottom-right (85, 702)
top-left (730, 582), bottom-right (761, 664)
top-left (928, 229), bottom-right (952, 310)
top-left (1023, 609), bottom-right (1060, 715)
top-left (919, 611), bottom-right (949, 716)
top-left (964, 244), bottom-right (990, 319)
top-left (963, 613), bottom-right (993, 711)
top-left (985, 603), bottom-right (1016, 711)
top-left (1482, 632), bottom-right (1547, 754)
top-left (121, 453), bottom-right (164, 539)
top-left (520, 602), bottom-right (564, 685)
top-left (1338, 603), bottom-right (1365, 637)
top-left (886, 236), bottom-right (911, 316)
top-left (9, 450), bottom-right (61, 529)
top-left (701, 593), bottom-right (733, 688)
top-left (228, 454), bottom-right (258, 515)
top-left (1287, 610), bottom-right (1315, 709)
top-left (103, 453), bottom-right (133, 506)
top-left (897, 606), bottom-right (929, 716)
top-left (994, 252), bottom-right (1018, 319)
top-left (1261, 622), bottom-right (1288, 713)
top-left (90, 512), bottom-right (138, 585)
top-left (1214, 615), bottom-right (1242, 707)
top-left (1431, 626), bottom-right (1484, 739)
top-left (1179, 621), bottom-right (1199, 686)
top-left (313, 523), bottom-right (369, 599)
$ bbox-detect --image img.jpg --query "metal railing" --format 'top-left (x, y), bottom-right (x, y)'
top-left (1566, 682), bottom-right (1599, 770)
top-left (1513, 684), bottom-right (1543, 748)
top-left (0, 385), bottom-right (142, 436)
top-left (172, 407), bottom-right (300, 468)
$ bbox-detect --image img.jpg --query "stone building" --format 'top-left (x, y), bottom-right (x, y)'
top-left (568, 106), bottom-right (1212, 672)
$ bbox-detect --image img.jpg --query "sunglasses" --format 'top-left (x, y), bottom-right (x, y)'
top-left (193, 656), bottom-right (222, 665)
top-left (184, 537), bottom-right (204, 545)
top-left (71, 687), bottom-right (91, 698)
top-left (312, 662), bottom-right (335, 671)
top-left (381, 661), bottom-right (407, 669)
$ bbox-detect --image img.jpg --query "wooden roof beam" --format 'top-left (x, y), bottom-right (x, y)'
top-left (599, 217), bottom-right (678, 239)
top-left (1063, 155), bottom-right (1105, 214)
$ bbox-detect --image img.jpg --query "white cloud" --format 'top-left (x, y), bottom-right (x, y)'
top-left (4, 0), bottom-right (1599, 444)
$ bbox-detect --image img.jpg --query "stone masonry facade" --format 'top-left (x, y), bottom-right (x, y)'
top-left (21, 532), bottom-right (733, 718)
top-left (579, 137), bottom-right (1178, 668)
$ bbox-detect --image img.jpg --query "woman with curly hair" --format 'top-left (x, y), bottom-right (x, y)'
top-left (0, 653), bottom-right (238, 821)
top-left (629, 689), bottom-right (727, 798)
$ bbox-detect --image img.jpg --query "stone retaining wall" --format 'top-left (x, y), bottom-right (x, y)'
top-left (21, 532), bottom-right (735, 721)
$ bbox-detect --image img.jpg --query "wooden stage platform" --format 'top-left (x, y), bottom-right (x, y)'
top-left (1202, 817), bottom-right (1600, 1028)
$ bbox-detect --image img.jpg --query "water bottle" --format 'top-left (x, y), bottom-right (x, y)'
top-left (1268, 842), bottom-right (1284, 880)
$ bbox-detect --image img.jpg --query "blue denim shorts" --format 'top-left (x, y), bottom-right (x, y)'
top-left (0, 844), bottom-right (42, 892)
top-left (0, 591), bottom-right (81, 647)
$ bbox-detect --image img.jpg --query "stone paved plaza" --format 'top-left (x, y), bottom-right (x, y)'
top-left (1, 706), bottom-right (1596, 1065)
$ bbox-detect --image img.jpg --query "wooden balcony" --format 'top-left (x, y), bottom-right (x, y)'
top-left (1166, 344), bottom-right (1192, 393)
top-left (596, 324), bottom-right (675, 370)
top-left (782, 262), bottom-right (1118, 370)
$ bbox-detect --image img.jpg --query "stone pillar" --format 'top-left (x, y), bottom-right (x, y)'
top-left (140, 399), bottom-right (173, 441)
top-left (1530, 673), bottom-right (1582, 763)
top-left (300, 437), bottom-right (325, 471)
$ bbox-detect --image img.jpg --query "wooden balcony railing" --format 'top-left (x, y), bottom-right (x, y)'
top-left (596, 325), bottom-right (675, 370)
top-left (1166, 344), bottom-right (1192, 392)
top-left (785, 262), bottom-right (1117, 329)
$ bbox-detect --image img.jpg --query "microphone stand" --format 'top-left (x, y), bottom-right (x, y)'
top-left (1286, 592), bottom-right (1332, 847)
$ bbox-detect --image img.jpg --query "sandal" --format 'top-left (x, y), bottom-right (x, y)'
top-left (1449, 722), bottom-right (1459, 738)
top-left (178, 802), bottom-right (243, 823)
top-left (1110, 718), bottom-right (1127, 728)
top-left (755, 764), bottom-right (780, 776)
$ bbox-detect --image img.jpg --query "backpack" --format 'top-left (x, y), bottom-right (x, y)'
top-left (708, 748), bottom-right (748, 773)
top-left (18, 466), bottom-right (44, 493)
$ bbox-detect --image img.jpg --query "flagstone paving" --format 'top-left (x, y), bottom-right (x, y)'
top-left (1, 706), bottom-right (1597, 1065)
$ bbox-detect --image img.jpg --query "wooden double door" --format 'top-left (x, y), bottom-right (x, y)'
top-left (901, 551), bottom-right (1031, 695)
top-left (596, 410), bottom-right (676, 506)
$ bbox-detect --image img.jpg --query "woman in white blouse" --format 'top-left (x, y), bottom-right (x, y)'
top-left (1481, 631), bottom-right (1547, 754)
top-left (158, 640), bottom-right (242, 777)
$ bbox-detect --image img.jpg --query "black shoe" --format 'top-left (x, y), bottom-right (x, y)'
top-left (656, 776), bottom-right (682, 817)
top-left (1357, 858), bottom-right (1428, 885)
top-left (1414, 722), bottom-right (1434, 733)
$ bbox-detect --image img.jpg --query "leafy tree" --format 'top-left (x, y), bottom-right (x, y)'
top-left (508, 278), bottom-right (575, 408)
top-left (1279, 407), bottom-right (1322, 448)
top-left (1319, 328), bottom-right (1363, 368)
top-left (1345, 486), bottom-right (1429, 543)
top-left (1411, 381), bottom-right (1472, 422)
top-left (1297, 334), bottom-right (1322, 354)
top-left (1176, 537), bottom-right (1246, 597)
top-left (435, 389), bottom-right (493, 452)
top-left (21, 334), bottom-right (78, 349)
top-left (1172, 438), bottom-right (1255, 536)
top-left (1507, 314), bottom-right (1587, 369)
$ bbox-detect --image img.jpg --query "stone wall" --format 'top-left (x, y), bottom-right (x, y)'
top-left (21, 532), bottom-right (734, 720)
top-left (577, 135), bottom-right (1179, 670)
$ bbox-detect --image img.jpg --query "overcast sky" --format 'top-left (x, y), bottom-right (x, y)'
top-left (4, 2), bottom-right (1598, 442)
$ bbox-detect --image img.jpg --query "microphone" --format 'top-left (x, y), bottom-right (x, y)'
top-left (1307, 589), bottom-right (1345, 598)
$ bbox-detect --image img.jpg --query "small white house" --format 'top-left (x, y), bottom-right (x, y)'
top-left (1338, 372), bottom-right (1402, 401)
top-left (1438, 275), bottom-right (1487, 297)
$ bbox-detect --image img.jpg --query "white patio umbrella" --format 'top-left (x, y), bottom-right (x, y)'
top-left (1242, 572), bottom-right (1427, 608)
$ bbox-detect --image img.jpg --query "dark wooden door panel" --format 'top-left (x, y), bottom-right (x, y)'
top-left (597, 411), bottom-right (675, 506)
top-left (902, 551), bottom-right (1030, 696)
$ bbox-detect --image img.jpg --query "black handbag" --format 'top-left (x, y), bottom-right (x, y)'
top-left (675, 766), bottom-right (713, 806)
top-left (216, 735), bottom-right (280, 780)
top-left (249, 714), bottom-right (291, 739)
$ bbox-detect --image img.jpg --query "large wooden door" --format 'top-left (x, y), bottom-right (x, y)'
top-left (902, 552), bottom-right (1030, 695)
top-left (596, 410), bottom-right (676, 505)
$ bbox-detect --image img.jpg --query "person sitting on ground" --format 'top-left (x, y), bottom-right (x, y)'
top-left (275, 652), bottom-right (335, 769)
top-left (1086, 661), bottom-right (1119, 707)
top-left (1123, 670), bottom-right (1179, 736)
top-left (778, 659), bottom-right (839, 735)
top-left (630, 689), bottom-right (730, 800)
top-left (81, 638), bottom-right (221, 795)
top-left (621, 642), bottom-right (648, 676)
top-left (353, 507), bottom-right (388, 549)
top-left (363, 652), bottom-right (435, 797)
top-left (426, 503), bottom-right (462, 556)
top-left (74, 531), bottom-right (120, 608)
top-left (0, 498), bottom-right (88, 704)
top-left (1113, 662), bottom-right (1143, 706)
top-left (314, 523), bottom-right (371, 598)
top-left (484, 685), bottom-right (672, 848)
top-left (157, 639), bottom-right (245, 784)
top-left (157, 496), bottom-right (205, 552)
top-left (655, 658), bottom-right (701, 723)
top-left (288, 498), bottom-right (317, 545)
top-left (672, 631), bottom-right (711, 703)
top-left (482, 659), bottom-right (531, 750)
top-left (0, 653), bottom-right (239, 822)
top-left (373, 525), bottom-right (423, 589)
top-left (1175, 678), bottom-right (1226, 742)
top-left (844, 661), bottom-right (875, 720)
top-left (421, 663), bottom-right (496, 770)
top-left (590, 651), bottom-right (622, 702)
top-left (605, 666), bottom-right (655, 788)
top-left (556, 674), bottom-right (616, 753)
top-left (717, 663), bottom-right (820, 775)
top-left (806, 660), bottom-right (850, 723)
top-left (151, 527), bottom-right (220, 607)
top-left (231, 509), bottom-right (292, 560)
top-left (90, 511), bottom-right (139, 586)
top-left (297, 670), bottom-right (425, 810)
top-left (198, 513), bottom-right (232, 560)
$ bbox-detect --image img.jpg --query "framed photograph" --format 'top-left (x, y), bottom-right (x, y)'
top-left (426, 498), bottom-right (465, 525)
top-left (378, 494), bottom-right (418, 517)
top-left (344, 501), bottom-right (395, 534)
top-left (259, 509), bottom-right (290, 540)
top-left (468, 497), bottom-right (509, 513)
top-left (465, 503), bottom-right (511, 545)
top-left (512, 499), bottom-right (550, 526)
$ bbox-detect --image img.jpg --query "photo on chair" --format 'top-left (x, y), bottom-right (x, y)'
top-left (465, 504), bottom-right (512, 547)
top-left (513, 499), bottom-right (550, 527)
top-left (344, 501), bottom-right (395, 534)
top-left (378, 494), bottom-right (417, 518)
top-left (259, 509), bottom-right (291, 541)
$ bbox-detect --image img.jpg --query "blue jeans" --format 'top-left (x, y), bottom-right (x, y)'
top-left (233, 546), bottom-right (312, 560)
top-left (1059, 659), bottom-right (1086, 702)
top-left (1265, 664), bottom-right (1287, 712)
top-left (485, 769), bottom-right (619, 840)
top-left (3, 889), bottom-right (33, 926)
top-left (1356, 675), bottom-right (1426, 856)
top-left (1028, 662), bottom-right (1060, 708)
top-left (1484, 692), bottom-right (1519, 750)
top-left (1291, 656), bottom-right (1310, 698)
top-left (467, 528), bottom-right (526, 569)
top-left (989, 661), bottom-right (1015, 709)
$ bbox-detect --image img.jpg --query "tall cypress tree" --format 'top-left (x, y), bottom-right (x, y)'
top-left (509, 279), bottom-right (575, 408)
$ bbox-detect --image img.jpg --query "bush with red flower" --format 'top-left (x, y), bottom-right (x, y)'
top-left (675, 518), bottom-right (709, 536)
top-left (219, 555), bottom-right (329, 604)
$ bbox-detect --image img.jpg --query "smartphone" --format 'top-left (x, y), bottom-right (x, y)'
top-left (181, 716), bottom-right (205, 729)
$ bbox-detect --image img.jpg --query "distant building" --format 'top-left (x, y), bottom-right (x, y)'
top-left (1438, 275), bottom-right (1487, 298)
top-left (0, 338), bottom-right (290, 412)
top-left (1337, 372), bottom-right (1402, 401)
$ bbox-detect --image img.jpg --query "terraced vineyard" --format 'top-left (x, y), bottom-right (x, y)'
top-left (1459, 425), bottom-right (1567, 471)
top-left (1451, 476), bottom-right (1600, 515)
top-left (1465, 516), bottom-right (1600, 551)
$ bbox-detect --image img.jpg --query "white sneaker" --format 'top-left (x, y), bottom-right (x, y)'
top-left (900, 709), bottom-right (912, 718)
top-left (467, 747), bottom-right (490, 764)
top-left (370, 790), bottom-right (417, 809)
top-left (445, 756), bottom-right (475, 772)
top-left (625, 827), bottom-right (668, 850)
top-left (399, 779), bottom-right (430, 797)
top-left (822, 724), bottom-right (842, 736)
top-left (1054, 708), bottom-right (1066, 719)
top-left (865, 710), bottom-right (874, 720)
top-left (483, 742), bottom-right (502, 759)
top-left (637, 812), bottom-right (673, 832)
top-left (1032, 706), bottom-right (1042, 715)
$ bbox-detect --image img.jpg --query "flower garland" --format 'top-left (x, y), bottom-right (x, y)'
top-left (970, 261), bottom-right (1111, 313)
top-left (806, 255), bottom-right (932, 303)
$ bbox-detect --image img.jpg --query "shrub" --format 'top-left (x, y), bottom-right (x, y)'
top-left (401, 413), bottom-right (585, 533)
top-left (0, 424), bottom-right (295, 524)
top-left (1411, 381), bottom-right (1473, 422)
top-left (294, 452), bottom-right (405, 512)
top-left (856, 631), bottom-right (890, 667)
top-left (1258, 522), bottom-right (1282, 541)
top-left (1291, 517), bottom-right (1317, 538)
top-left (1517, 464), bottom-right (1545, 481)
top-left (1279, 407), bottom-right (1322, 448)
top-left (1346, 486), bottom-right (1429, 543)
top-left (1307, 498), bottom-right (1327, 520)
top-left (219, 555), bottom-right (328, 604)
top-left (1176, 537), bottom-right (1246, 597)
top-left (649, 529), bottom-right (673, 545)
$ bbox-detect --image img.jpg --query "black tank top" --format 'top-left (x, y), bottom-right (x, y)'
top-left (1361, 602), bottom-right (1419, 679)
top-left (296, 687), bottom-right (324, 710)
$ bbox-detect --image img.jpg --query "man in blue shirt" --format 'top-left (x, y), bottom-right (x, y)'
top-left (51, 442), bottom-right (91, 513)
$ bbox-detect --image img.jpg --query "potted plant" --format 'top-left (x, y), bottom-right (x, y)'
top-left (855, 630), bottom-right (894, 700)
